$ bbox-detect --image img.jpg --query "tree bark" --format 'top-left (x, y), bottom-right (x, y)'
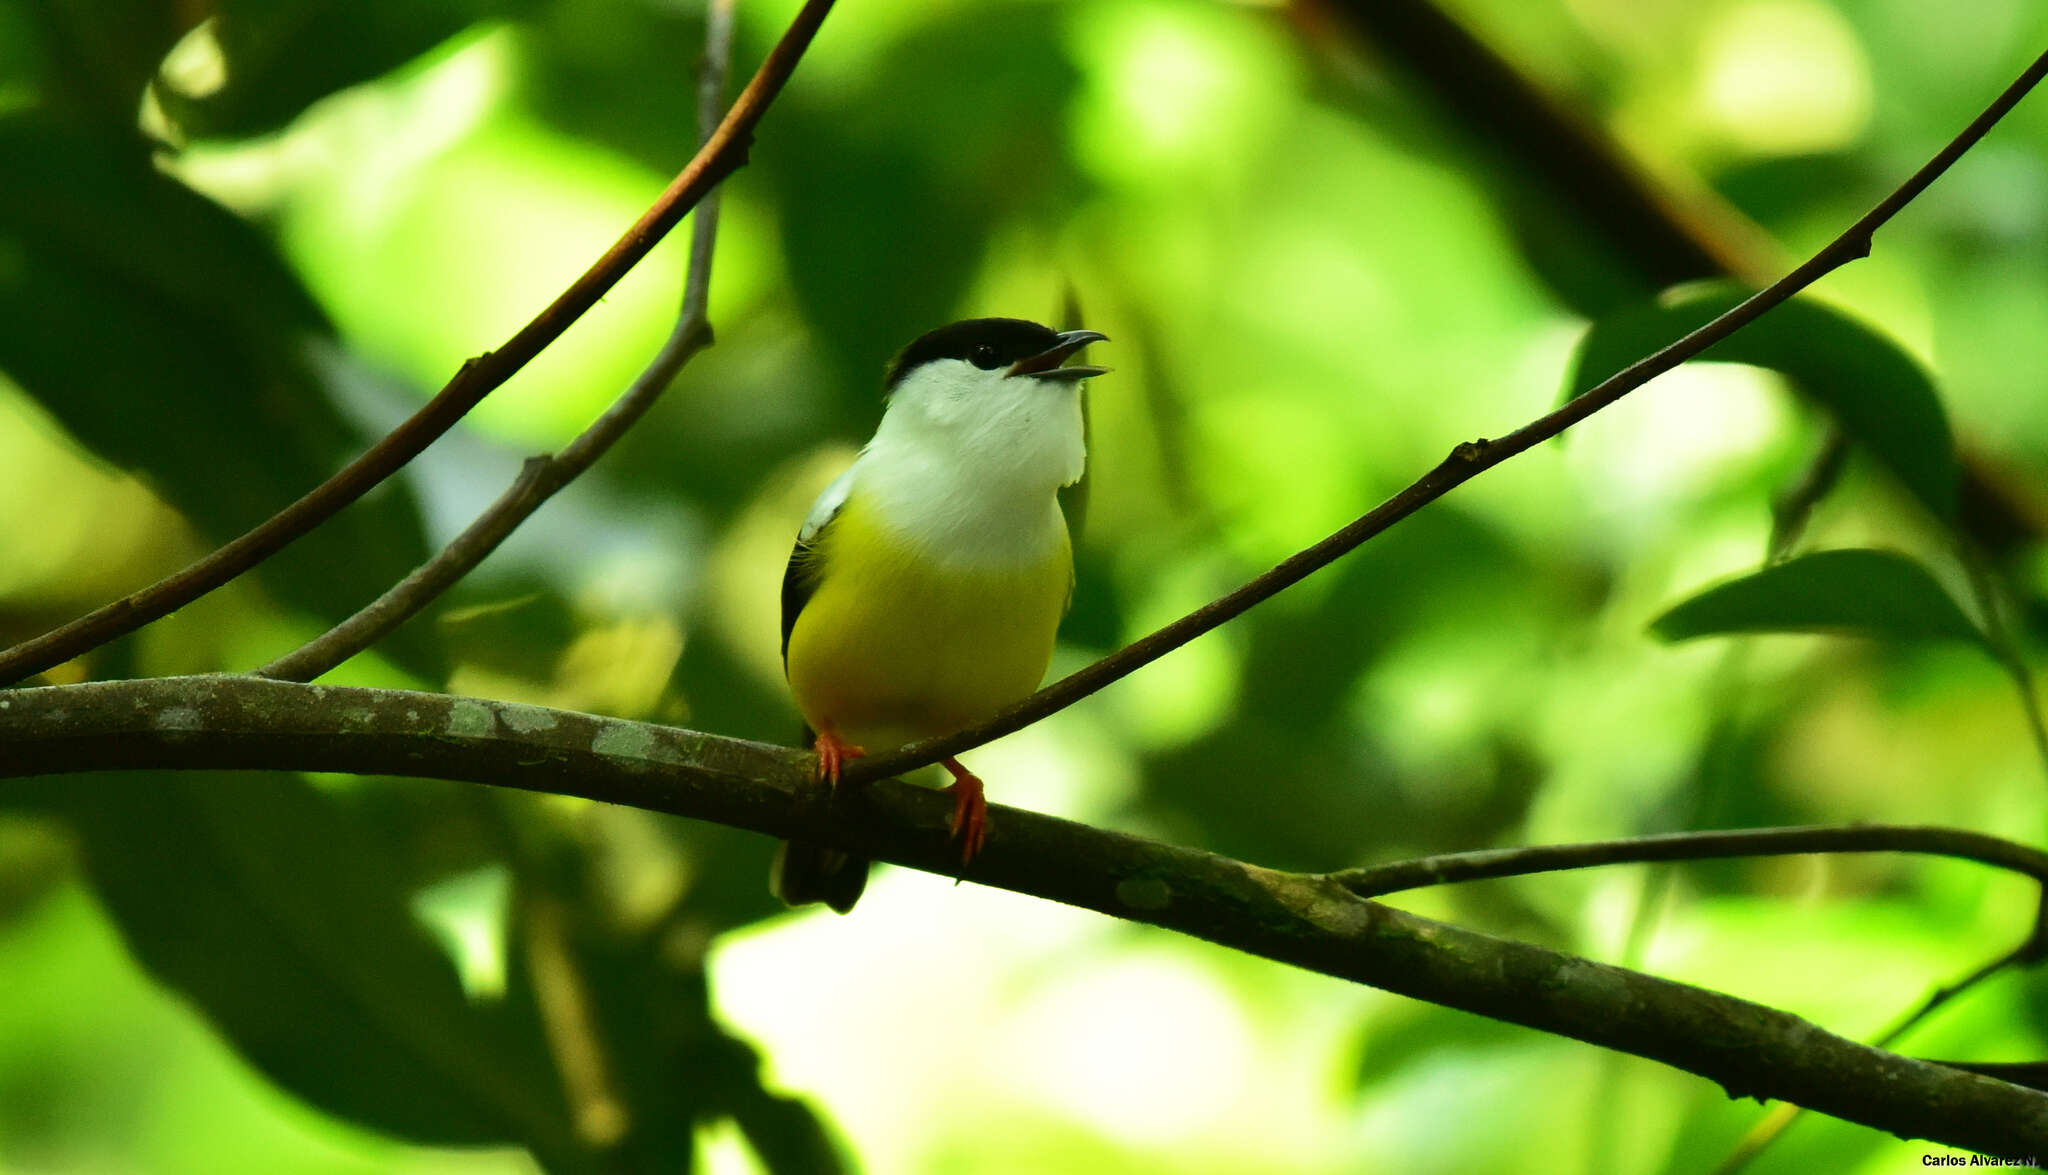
top-left (3, 675), bottom-right (2043, 1155)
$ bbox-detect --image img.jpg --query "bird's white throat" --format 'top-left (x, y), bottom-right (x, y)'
top-left (853, 357), bottom-right (1086, 567)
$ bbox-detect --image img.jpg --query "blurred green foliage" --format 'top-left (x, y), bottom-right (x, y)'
top-left (2, 0), bottom-right (2047, 1170)
top-left (1564, 281), bottom-right (1960, 518)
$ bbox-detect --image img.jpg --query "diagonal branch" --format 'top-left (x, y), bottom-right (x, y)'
top-left (849, 45), bottom-right (2048, 786)
top-left (1, 675), bottom-right (2045, 1155)
top-left (257, 0), bottom-right (741, 684)
top-left (1302, 0), bottom-right (2039, 556)
top-left (0, 0), bottom-right (837, 690)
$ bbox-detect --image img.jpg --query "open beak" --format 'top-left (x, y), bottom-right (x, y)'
top-left (1007, 329), bottom-right (1109, 381)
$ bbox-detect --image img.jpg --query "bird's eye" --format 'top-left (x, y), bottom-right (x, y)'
top-left (969, 344), bottom-right (1002, 370)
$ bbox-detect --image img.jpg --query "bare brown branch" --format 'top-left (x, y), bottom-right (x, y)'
top-left (257, 0), bottom-right (741, 683)
top-left (0, 0), bottom-right (836, 689)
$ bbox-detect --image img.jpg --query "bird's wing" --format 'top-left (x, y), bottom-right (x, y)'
top-left (781, 465), bottom-right (855, 664)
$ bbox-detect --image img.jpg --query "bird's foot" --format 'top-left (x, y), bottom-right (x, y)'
top-left (813, 728), bottom-right (866, 786)
top-left (940, 757), bottom-right (988, 865)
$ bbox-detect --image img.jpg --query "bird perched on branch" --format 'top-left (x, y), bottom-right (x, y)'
top-left (772, 318), bottom-right (1109, 913)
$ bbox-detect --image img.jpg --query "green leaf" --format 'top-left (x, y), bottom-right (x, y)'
top-left (1650, 549), bottom-right (1988, 650)
top-left (0, 115), bottom-right (439, 676)
top-left (1564, 281), bottom-right (1960, 519)
top-left (60, 771), bottom-right (570, 1148)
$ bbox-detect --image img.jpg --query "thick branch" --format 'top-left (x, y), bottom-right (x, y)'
top-left (851, 46), bottom-right (2048, 785)
top-left (2, 676), bottom-right (2044, 1155)
top-left (0, 0), bottom-right (837, 689)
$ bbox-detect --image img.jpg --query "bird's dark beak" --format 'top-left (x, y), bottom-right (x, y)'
top-left (1008, 329), bottom-right (1109, 380)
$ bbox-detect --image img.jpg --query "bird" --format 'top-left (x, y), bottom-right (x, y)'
top-left (771, 317), bottom-right (1108, 913)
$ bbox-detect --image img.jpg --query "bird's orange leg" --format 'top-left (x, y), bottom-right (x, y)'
top-left (939, 757), bottom-right (988, 863)
top-left (812, 724), bottom-right (866, 787)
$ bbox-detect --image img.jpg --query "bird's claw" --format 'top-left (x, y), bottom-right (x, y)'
top-left (813, 729), bottom-right (866, 786)
top-left (940, 758), bottom-right (988, 865)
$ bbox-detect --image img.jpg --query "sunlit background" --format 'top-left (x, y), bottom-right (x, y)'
top-left (3, 0), bottom-right (2047, 1170)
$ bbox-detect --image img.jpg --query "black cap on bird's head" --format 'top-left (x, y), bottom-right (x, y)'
top-left (883, 317), bottom-right (1108, 393)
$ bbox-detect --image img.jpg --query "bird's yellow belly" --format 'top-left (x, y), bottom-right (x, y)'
top-left (786, 500), bottom-right (1071, 751)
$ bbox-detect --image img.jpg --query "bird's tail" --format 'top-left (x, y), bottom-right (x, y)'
top-left (771, 722), bottom-right (870, 914)
top-left (770, 839), bottom-right (870, 914)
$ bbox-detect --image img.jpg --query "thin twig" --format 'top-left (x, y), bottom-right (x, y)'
top-left (0, 0), bottom-right (835, 690)
top-left (847, 46), bottom-right (2048, 785)
top-left (258, 0), bottom-right (740, 683)
top-left (681, 0), bottom-right (735, 329)
top-left (1331, 824), bottom-right (2048, 897)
